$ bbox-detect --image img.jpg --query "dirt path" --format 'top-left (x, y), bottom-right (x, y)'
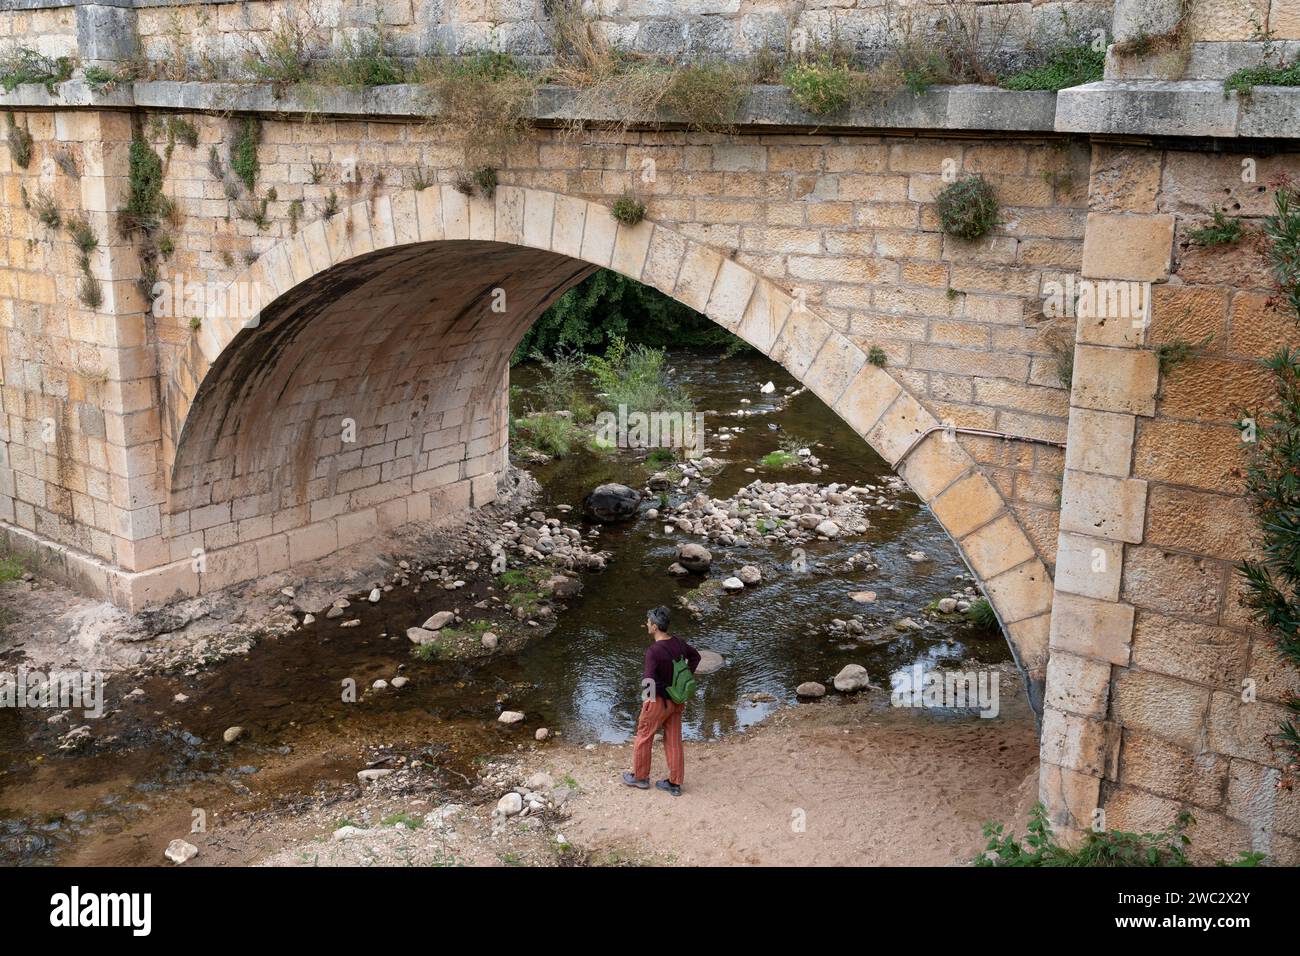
top-left (549, 674), bottom-right (1040, 866)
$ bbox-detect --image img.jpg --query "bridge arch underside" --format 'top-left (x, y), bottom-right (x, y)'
top-left (161, 231), bottom-right (1052, 711)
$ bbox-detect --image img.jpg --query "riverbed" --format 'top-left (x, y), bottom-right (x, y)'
top-left (0, 349), bottom-right (1015, 866)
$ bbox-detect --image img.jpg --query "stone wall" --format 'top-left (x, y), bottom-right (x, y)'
top-left (3, 0), bottom-right (1114, 74)
top-left (1039, 142), bottom-right (1300, 864)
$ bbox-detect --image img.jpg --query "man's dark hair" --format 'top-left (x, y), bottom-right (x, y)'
top-left (647, 606), bottom-right (671, 631)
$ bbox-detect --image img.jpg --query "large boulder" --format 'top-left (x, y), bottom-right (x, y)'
top-left (583, 483), bottom-right (641, 523)
top-left (833, 664), bottom-right (870, 693)
top-left (675, 543), bottom-right (713, 573)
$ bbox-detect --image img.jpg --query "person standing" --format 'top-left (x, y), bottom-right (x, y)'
top-left (623, 606), bottom-right (700, 796)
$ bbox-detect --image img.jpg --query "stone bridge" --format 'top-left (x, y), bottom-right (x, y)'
top-left (2, 0), bottom-right (1300, 860)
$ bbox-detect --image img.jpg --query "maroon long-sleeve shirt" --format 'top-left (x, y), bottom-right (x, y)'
top-left (644, 636), bottom-right (701, 699)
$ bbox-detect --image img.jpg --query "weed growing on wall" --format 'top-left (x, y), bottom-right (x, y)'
top-left (934, 175), bottom-right (1000, 240)
top-left (230, 116), bottom-right (261, 192)
top-left (610, 195), bottom-right (645, 226)
top-left (415, 52), bottom-right (537, 171)
top-left (1186, 210), bottom-right (1245, 246)
top-left (5, 111), bottom-right (33, 169)
top-left (0, 45), bottom-right (72, 93)
top-left (999, 44), bottom-right (1104, 91)
top-left (783, 58), bottom-right (854, 114)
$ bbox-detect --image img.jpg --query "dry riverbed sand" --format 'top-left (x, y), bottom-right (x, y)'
top-left (169, 669), bottom-right (1037, 868)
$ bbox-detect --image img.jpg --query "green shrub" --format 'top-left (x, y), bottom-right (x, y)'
top-left (999, 45), bottom-right (1104, 91)
top-left (526, 348), bottom-right (591, 417)
top-left (782, 59), bottom-right (853, 114)
top-left (1225, 57), bottom-right (1300, 99)
top-left (0, 46), bottom-right (72, 93)
top-left (934, 175), bottom-right (1000, 241)
top-left (759, 450), bottom-right (799, 468)
top-left (610, 195), bottom-right (645, 226)
top-left (123, 138), bottom-right (166, 233)
top-left (978, 803), bottom-right (1197, 866)
top-left (586, 337), bottom-right (691, 415)
top-left (964, 597), bottom-right (997, 630)
top-left (78, 274), bottom-right (103, 310)
top-left (0, 553), bottom-right (25, 584)
top-left (867, 345), bottom-right (887, 368)
top-left (515, 413), bottom-right (586, 458)
top-left (1186, 210), bottom-right (1244, 247)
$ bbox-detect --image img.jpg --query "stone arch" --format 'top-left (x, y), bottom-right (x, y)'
top-left (160, 185), bottom-right (1053, 705)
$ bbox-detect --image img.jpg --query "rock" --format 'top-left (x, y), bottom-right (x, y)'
top-left (302, 613), bottom-right (315, 625)
top-left (340, 619), bottom-right (360, 628)
top-left (497, 793), bottom-right (523, 816)
top-left (815, 519), bottom-right (840, 538)
top-left (906, 551), bottom-right (928, 562)
top-left (738, 565), bottom-right (761, 585)
top-left (164, 839), bottom-right (198, 864)
top-left (721, 576), bottom-right (745, 591)
top-left (695, 650), bottom-right (724, 674)
top-left (760, 381), bottom-right (775, 393)
top-left (525, 772), bottom-right (555, 792)
top-left (368, 588), bottom-right (381, 603)
top-left (391, 676), bottom-right (409, 689)
top-left (833, 664), bottom-right (870, 692)
top-left (406, 626), bottom-right (437, 644)
top-left (937, 597), bottom-right (958, 614)
top-left (423, 610), bottom-right (455, 630)
top-left (796, 681), bottom-right (826, 698)
top-left (583, 483), bottom-right (641, 523)
top-left (675, 542), bottom-right (713, 573)
top-left (647, 472), bottom-right (673, 491)
top-left (222, 726), bottom-right (244, 744)
top-left (850, 591), bottom-right (877, 603)
top-left (666, 562), bottom-right (690, 576)
top-left (325, 606), bottom-right (344, 619)
top-left (498, 710), bottom-right (525, 725)
top-left (332, 825), bottom-right (362, 841)
top-left (535, 727), bottom-right (549, 741)
top-left (542, 574), bottom-right (582, 599)
top-left (481, 631), bottom-right (499, 650)
top-left (357, 768), bottom-right (393, 783)
top-left (371, 679), bottom-right (389, 691)
top-left (894, 617), bottom-right (923, 631)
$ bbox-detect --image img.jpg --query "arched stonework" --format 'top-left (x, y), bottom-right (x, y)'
top-left (153, 185), bottom-right (1053, 704)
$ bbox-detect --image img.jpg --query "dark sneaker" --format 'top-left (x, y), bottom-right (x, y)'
top-left (655, 779), bottom-right (683, 797)
top-left (621, 772), bottom-right (649, 789)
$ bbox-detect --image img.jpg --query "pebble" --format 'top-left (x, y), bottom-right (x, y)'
top-left (222, 726), bottom-right (244, 744)
top-left (796, 681), bottom-right (827, 698)
top-left (833, 664), bottom-right (870, 692)
top-left (498, 710), bottom-right (525, 725)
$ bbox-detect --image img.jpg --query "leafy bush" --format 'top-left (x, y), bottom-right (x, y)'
top-left (514, 413), bottom-right (586, 458)
top-left (586, 337), bottom-right (691, 415)
top-left (999, 44), bottom-right (1105, 91)
top-left (977, 803), bottom-right (1196, 867)
top-left (526, 348), bottom-right (591, 418)
top-left (472, 165), bottom-right (498, 198)
top-left (867, 345), bottom-right (887, 367)
top-left (759, 450), bottom-right (799, 469)
top-left (783, 59), bottom-right (853, 114)
top-left (514, 268), bottom-right (741, 361)
top-left (934, 175), bottom-right (1000, 240)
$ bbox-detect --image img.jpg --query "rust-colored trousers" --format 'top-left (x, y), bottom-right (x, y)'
top-left (632, 696), bottom-right (686, 785)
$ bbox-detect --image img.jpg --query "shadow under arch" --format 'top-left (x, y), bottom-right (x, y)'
top-left (160, 185), bottom-right (1053, 712)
